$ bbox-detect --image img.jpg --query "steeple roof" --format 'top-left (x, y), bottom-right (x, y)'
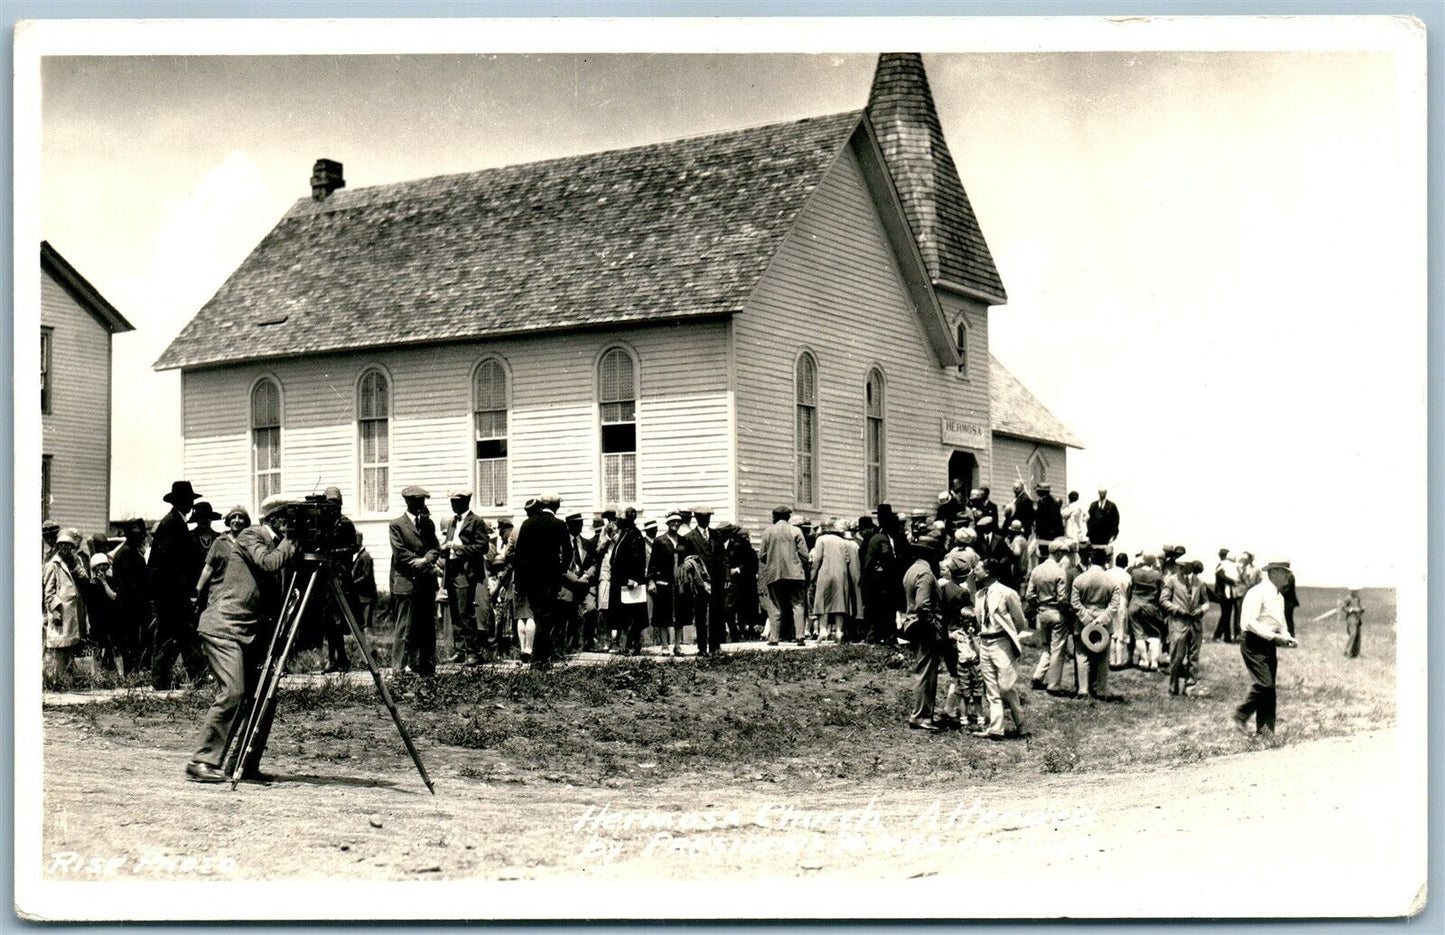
top-left (866, 53), bottom-right (1007, 304)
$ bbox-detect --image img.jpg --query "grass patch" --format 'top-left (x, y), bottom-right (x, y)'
top-left (57, 588), bottom-right (1395, 790)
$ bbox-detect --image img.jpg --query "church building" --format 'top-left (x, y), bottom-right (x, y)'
top-left (156, 53), bottom-right (1079, 583)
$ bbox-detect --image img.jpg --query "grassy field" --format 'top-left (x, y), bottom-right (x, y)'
top-left (47, 586), bottom-right (1395, 790)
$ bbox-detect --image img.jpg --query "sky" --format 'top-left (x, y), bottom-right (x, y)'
top-left (36, 43), bottom-right (1424, 586)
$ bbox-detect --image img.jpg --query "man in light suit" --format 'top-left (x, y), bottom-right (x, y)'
top-left (758, 505), bottom-right (810, 646)
top-left (1070, 546), bottom-right (1124, 701)
top-left (441, 489), bottom-right (492, 666)
top-left (389, 485), bottom-right (441, 676)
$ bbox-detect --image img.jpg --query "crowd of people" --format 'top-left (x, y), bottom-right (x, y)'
top-left (41, 476), bottom-right (1365, 773)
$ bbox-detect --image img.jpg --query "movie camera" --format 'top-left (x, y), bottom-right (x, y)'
top-left (273, 494), bottom-right (354, 562)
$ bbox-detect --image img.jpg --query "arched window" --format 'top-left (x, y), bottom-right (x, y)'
top-left (795, 351), bottom-right (819, 506)
top-left (250, 377), bottom-right (282, 507)
top-left (473, 359), bottom-right (510, 508)
top-left (1028, 450), bottom-right (1048, 490)
top-left (599, 348), bottom-right (637, 503)
top-left (357, 369), bottom-right (390, 514)
top-left (865, 368), bottom-right (886, 507)
top-left (955, 319), bottom-right (969, 376)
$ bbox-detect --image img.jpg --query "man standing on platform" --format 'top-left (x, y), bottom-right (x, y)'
top-left (149, 480), bottom-right (208, 690)
top-left (389, 486), bottom-right (441, 676)
top-left (1034, 484), bottom-right (1064, 542)
top-left (1086, 488), bottom-right (1120, 550)
top-left (1006, 480), bottom-right (1036, 538)
top-left (441, 489), bottom-right (491, 666)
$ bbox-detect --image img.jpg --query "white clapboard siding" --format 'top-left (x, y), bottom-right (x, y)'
top-left (733, 139), bottom-right (994, 532)
top-left (40, 273), bottom-right (112, 533)
top-left (181, 321), bottom-right (730, 586)
top-left (991, 435), bottom-right (1068, 498)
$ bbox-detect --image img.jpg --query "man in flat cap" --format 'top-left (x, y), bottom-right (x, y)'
top-left (149, 480), bottom-right (208, 690)
top-left (441, 488), bottom-right (491, 666)
top-left (1233, 559), bottom-right (1298, 736)
top-left (390, 486), bottom-right (442, 676)
top-left (186, 494), bottom-right (299, 783)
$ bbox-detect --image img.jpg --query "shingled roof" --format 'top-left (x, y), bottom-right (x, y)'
top-left (155, 111), bottom-right (862, 371)
top-left (990, 355), bottom-right (1083, 449)
top-left (867, 53), bottom-right (1007, 303)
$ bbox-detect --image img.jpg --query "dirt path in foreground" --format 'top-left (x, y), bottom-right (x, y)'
top-left (33, 717), bottom-right (1422, 920)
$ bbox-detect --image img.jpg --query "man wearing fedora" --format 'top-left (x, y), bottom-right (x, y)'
top-left (1233, 558), bottom-right (1298, 736)
top-left (149, 480), bottom-right (209, 690)
top-left (389, 486), bottom-right (442, 676)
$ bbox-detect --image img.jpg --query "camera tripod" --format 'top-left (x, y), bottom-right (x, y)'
top-left (222, 556), bottom-right (435, 793)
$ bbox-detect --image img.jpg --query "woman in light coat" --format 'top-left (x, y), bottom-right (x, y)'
top-left (809, 520), bottom-right (862, 642)
top-left (43, 528), bottom-right (88, 678)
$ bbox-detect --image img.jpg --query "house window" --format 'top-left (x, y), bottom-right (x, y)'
top-left (250, 377), bottom-right (282, 506)
top-left (357, 369), bottom-right (390, 514)
top-left (41, 455), bottom-right (52, 521)
top-left (41, 327), bottom-right (52, 414)
top-left (599, 348), bottom-right (637, 504)
top-left (795, 351), bottom-right (819, 506)
top-left (473, 358), bottom-right (509, 508)
top-left (865, 368), bottom-right (886, 507)
top-left (955, 319), bottom-right (968, 376)
top-left (1028, 450), bottom-right (1048, 490)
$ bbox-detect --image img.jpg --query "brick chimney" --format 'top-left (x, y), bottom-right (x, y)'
top-left (310, 158), bottom-right (345, 201)
top-left (866, 53), bottom-right (1006, 303)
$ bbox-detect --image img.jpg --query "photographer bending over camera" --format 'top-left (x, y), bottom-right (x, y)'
top-left (186, 495), bottom-right (298, 784)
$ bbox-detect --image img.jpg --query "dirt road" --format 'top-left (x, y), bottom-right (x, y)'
top-left (31, 716), bottom-right (1422, 920)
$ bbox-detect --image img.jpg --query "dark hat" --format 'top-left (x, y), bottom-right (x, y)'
top-left (1035, 483), bottom-right (1051, 492)
top-left (190, 501), bottom-right (222, 523)
top-left (524, 497), bottom-right (540, 511)
top-left (162, 480), bottom-right (201, 504)
top-left (497, 518), bottom-right (514, 528)
top-left (914, 532), bottom-right (944, 553)
top-left (565, 512), bottom-right (583, 523)
top-left (323, 486), bottom-right (344, 502)
top-left (41, 520), bottom-right (60, 535)
top-left (402, 485), bottom-right (430, 499)
top-left (876, 502), bottom-right (895, 518)
top-left (774, 504), bottom-right (794, 516)
top-left (857, 515), bottom-right (875, 529)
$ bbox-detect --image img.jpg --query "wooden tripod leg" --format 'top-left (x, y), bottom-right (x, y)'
top-left (227, 566), bottom-right (319, 789)
top-left (326, 573), bottom-right (435, 794)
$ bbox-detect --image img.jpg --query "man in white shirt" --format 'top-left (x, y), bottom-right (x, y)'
top-left (1232, 558), bottom-right (1298, 736)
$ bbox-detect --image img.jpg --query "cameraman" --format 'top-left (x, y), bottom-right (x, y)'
top-left (186, 495), bottom-right (299, 784)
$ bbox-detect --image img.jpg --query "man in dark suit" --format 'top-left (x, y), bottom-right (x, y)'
top-left (972, 515), bottom-right (1016, 589)
top-left (684, 507), bottom-right (728, 655)
top-left (319, 486), bottom-right (358, 673)
top-left (149, 480), bottom-right (208, 689)
top-left (1033, 484), bottom-right (1065, 541)
top-left (440, 489), bottom-right (492, 666)
top-left (510, 493), bottom-right (571, 667)
top-left (389, 485), bottom-right (442, 676)
top-left (1086, 488), bottom-right (1121, 549)
top-left (109, 518), bottom-right (151, 675)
